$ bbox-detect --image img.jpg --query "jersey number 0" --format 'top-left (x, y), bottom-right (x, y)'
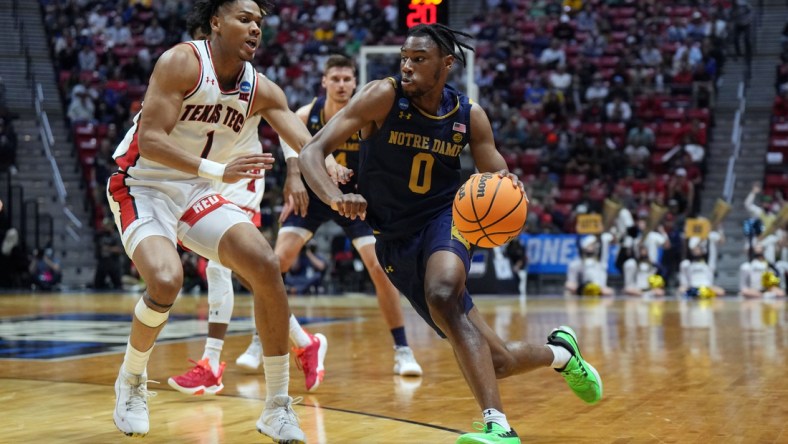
top-left (409, 153), bottom-right (434, 194)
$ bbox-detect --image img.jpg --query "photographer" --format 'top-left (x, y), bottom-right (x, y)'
top-left (285, 242), bottom-right (327, 295)
top-left (29, 244), bottom-right (61, 291)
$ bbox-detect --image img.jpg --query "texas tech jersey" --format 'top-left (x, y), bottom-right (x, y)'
top-left (113, 40), bottom-right (259, 181)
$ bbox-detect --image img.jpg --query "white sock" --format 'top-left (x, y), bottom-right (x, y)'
top-left (482, 408), bottom-right (511, 431)
top-left (203, 337), bottom-right (224, 375)
top-left (123, 341), bottom-right (153, 375)
top-left (547, 344), bottom-right (572, 369)
top-left (262, 354), bottom-right (290, 403)
top-left (289, 314), bottom-right (312, 348)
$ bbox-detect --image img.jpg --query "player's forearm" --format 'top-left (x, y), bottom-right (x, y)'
top-left (139, 130), bottom-right (202, 176)
top-left (301, 143), bottom-right (343, 204)
top-left (286, 157), bottom-right (302, 177)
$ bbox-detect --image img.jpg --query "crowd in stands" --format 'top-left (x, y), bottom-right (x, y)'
top-left (466, 0), bottom-right (736, 235)
top-left (34, 0), bottom-right (747, 291)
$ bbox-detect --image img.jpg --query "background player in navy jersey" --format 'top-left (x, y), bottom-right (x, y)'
top-left (300, 24), bottom-right (603, 444)
top-left (236, 54), bottom-right (423, 381)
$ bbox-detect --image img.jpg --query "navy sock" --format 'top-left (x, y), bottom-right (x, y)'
top-left (391, 326), bottom-right (408, 347)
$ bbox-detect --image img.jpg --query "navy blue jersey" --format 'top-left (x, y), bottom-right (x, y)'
top-left (358, 77), bottom-right (472, 240)
top-left (306, 96), bottom-right (360, 194)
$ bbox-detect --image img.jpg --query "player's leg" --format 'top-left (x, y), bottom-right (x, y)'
top-left (181, 204), bottom-right (303, 442)
top-left (107, 177), bottom-right (182, 437)
top-left (113, 235), bottom-right (183, 437)
top-left (168, 260), bottom-right (232, 395)
top-left (354, 237), bottom-right (422, 376)
top-left (275, 227), bottom-right (328, 392)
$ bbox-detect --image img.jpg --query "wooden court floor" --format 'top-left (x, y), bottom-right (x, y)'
top-left (1, 291), bottom-right (787, 443)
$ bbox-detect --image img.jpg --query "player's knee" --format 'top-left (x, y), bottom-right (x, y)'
top-left (425, 284), bottom-right (460, 316)
top-left (237, 247), bottom-right (279, 284)
top-left (145, 268), bottom-right (183, 299)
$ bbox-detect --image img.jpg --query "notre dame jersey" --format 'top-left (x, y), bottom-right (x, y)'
top-left (306, 96), bottom-right (360, 194)
top-left (358, 77), bottom-right (472, 240)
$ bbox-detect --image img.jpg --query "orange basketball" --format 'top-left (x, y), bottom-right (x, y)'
top-left (452, 173), bottom-right (528, 248)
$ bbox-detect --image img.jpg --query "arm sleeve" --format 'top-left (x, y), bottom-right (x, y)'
top-left (280, 137), bottom-right (299, 160)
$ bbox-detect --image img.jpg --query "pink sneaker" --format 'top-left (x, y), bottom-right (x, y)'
top-left (167, 359), bottom-right (225, 395)
top-left (293, 333), bottom-right (327, 392)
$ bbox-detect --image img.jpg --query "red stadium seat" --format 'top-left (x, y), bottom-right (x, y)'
top-left (687, 108), bottom-right (710, 125)
top-left (662, 107), bottom-right (686, 122)
top-left (562, 174), bottom-right (587, 189)
top-left (518, 153), bottom-right (539, 174)
top-left (556, 188), bottom-right (581, 204)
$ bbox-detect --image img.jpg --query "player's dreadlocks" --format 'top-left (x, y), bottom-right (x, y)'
top-left (407, 24), bottom-right (475, 67)
top-left (186, 0), bottom-right (273, 38)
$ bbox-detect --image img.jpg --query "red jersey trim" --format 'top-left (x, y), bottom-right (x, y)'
top-left (180, 194), bottom-right (230, 227)
top-left (108, 173), bottom-right (138, 233)
top-left (182, 42), bottom-right (203, 100)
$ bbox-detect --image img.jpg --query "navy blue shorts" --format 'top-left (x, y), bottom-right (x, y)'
top-left (282, 192), bottom-right (373, 240)
top-left (374, 207), bottom-right (474, 338)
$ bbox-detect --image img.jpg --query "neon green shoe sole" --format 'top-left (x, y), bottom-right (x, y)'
top-left (456, 422), bottom-right (520, 444)
top-left (547, 325), bottom-right (603, 404)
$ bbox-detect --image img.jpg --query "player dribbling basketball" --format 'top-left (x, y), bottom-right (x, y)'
top-left (299, 23), bottom-right (603, 444)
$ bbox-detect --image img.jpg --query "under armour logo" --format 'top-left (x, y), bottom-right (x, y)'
top-left (385, 265), bottom-right (394, 273)
top-left (205, 77), bottom-right (215, 85)
top-left (398, 111), bottom-right (411, 120)
top-left (484, 409), bottom-right (493, 416)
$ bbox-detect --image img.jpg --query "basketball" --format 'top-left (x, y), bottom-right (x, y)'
top-left (452, 173), bottom-right (528, 248)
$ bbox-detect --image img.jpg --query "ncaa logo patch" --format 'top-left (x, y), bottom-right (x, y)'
top-left (240, 81), bottom-right (252, 93)
top-left (398, 98), bottom-right (410, 110)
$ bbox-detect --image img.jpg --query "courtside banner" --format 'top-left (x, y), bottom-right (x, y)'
top-left (518, 234), bottom-right (620, 275)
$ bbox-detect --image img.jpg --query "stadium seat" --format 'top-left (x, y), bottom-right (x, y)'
top-left (518, 153), bottom-right (539, 174)
top-left (556, 188), bottom-right (581, 204)
top-left (562, 174), bottom-right (587, 189)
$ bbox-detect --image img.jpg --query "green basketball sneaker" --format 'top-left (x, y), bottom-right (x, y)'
top-left (547, 325), bottom-right (603, 404)
top-left (456, 422), bottom-right (520, 444)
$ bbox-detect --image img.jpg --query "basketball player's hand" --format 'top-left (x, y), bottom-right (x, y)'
top-left (280, 174), bottom-right (309, 222)
top-left (331, 193), bottom-right (367, 221)
top-left (223, 154), bottom-right (273, 183)
top-left (327, 163), bottom-right (353, 185)
top-left (496, 170), bottom-right (528, 202)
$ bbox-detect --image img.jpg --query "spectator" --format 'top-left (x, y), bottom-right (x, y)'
top-left (78, 45), bottom-right (97, 71)
top-left (585, 74), bottom-right (609, 102)
top-left (0, 118), bottom-right (18, 175)
top-left (730, 0), bottom-right (753, 61)
top-left (529, 166), bottom-right (559, 204)
top-left (104, 17), bottom-right (132, 48)
top-left (93, 217), bottom-right (123, 290)
top-left (29, 245), bottom-right (62, 291)
top-left (667, 168), bottom-right (695, 216)
top-left (0, 228), bottom-right (29, 288)
top-left (553, 14), bottom-right (575, 42)
top-left (143, 17), bottom-right (166, 47)
top-left (549, 64), bottom-right (573, 93)
top-left (624, 120), bottom-right (655, 164)
top-left (605, 96), bottom-right (632, 124)
top-left (538, 39), bottom-right (566, 68)
top-left (67, 89), bottom-right (96, 123)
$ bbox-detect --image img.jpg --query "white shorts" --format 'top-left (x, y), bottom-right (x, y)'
top-left (107, 173), bottom-right (252, 263)
top-left (213, 176), bottom-right (264, 226)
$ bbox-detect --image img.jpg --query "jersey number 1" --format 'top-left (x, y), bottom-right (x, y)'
top-left (409, 153), bottom-right (434, 194)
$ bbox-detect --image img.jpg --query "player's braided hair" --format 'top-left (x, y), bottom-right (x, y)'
top-left (407, 24), bottom-right (475, 67)
top-left (187, 0), bottom-right (273, 38)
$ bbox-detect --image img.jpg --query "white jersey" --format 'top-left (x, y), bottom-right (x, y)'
top-left (679, 260), bottom-right (714, 288)
top-left (741, 259), bottom-right (771, 291)
top-left (113, 40), bottom-right (260, 182)
top-left (211, 114), bottom-right (265, 225)
top-left (567, 258), bottom-right (608, 288)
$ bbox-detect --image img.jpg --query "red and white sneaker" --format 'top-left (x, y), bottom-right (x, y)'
top-left (167, 358), bottom-right (225, 396)
top-left (293, 333), bottom-right (327, 392)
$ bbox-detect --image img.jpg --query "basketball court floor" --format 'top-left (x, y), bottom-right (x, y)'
top-left (1, 291), bottom-right (786, 443)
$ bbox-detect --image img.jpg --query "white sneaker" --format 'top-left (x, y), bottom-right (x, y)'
top-left (113, 368), bottom-right (156, 437)
top-left (393, 346), bottom-right (423, 376)
top-left (256, 395), bottom-right (306, 444)
top-left (236, 337), bottom-right (263, 371)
